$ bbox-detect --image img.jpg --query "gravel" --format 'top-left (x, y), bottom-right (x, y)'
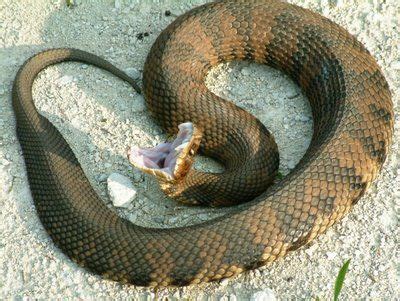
top-left (0, 0), bottom-right (399, 299)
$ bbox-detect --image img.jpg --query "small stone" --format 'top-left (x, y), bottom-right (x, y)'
top-left (0, 158), bottom-right (10, 166)
top-left (114, 0), bottom-right (121, 9)
top-left (252, 269), bottom-right (262, 278)
top-left (220, 278), bottom-right (230, 287)
top-left (250, 289), bottom-right (277, 301)
top-left (326, 251), bottom-right (337, 260)
top-left (391, 60), bottom-right (400, 70)
top-left (98, 173), bottom-right (108, 182)
top-left (241, 67), bottom-right (251, 76)
top-left (287, 160), bottom-right (296, 170)
top-left (380, 210), bottom-right (397, 230)
top-left (107, 173), bottom-right (137, 207)
top-left (168, 216), bottom-right (180, 224)
top-left (296, 115), bottom-right (311, 122)
top-left (335, 0), bottom-right (346, 7)
top-left (153, 216), bottom-right (164, 224)
top-left (124, 67), bottom-right (141, 80)
top-left (81, 64), bottom-right (88, 69)
top-left (287, 92), bottom-right (300, 99)
top-left (58, 75), bottom-right (74, 86)
top-left (305, 246), bottom-right (314, 257)
top-left (198, 213), bottom-right (210, 221)
top-left (71, 117), bottom-right (81, 128)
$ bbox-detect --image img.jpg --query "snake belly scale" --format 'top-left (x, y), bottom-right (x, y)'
top-left (12, 0), bottom-right (393, 287)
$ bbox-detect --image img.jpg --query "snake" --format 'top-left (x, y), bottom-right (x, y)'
top-left (12, 0), bottom-right (393, 287)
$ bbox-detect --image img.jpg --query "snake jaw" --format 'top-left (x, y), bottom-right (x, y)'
top-left (127, 122), bottom-right (202, 184)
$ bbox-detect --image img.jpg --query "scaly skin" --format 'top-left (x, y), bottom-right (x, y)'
top-left (12, 0), bottom-right (393, 287)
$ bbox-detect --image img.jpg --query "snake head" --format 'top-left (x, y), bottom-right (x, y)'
top-left (127, 122), bottom-right (202, 184)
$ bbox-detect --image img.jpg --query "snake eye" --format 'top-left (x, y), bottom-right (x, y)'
top-left (127, 122), bottom-right (202, 182)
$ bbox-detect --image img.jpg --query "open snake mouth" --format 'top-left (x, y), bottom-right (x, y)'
top-left (127, 122), bottom-right (202, 182)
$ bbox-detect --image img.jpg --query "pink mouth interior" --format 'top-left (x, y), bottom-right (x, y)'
top-left (128, 122), bottom-right (194, 178)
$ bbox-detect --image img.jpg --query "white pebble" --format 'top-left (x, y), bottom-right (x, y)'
top-left (326, 251), bottom-right (337, 260)
top-left (124, 67), bottom-right (141, 80)
top-left (296, 115), bottom-right (311, 122)
top-left (241, 67), bottom-right (251, 76)
top-left (0, 158), bottom-right (11, 166)
top-left (391, 60), bottom-right (400, 70)
top-left (58, 75), bottom-right (74, 86)
top-left (380, 210), bottom-right (397, 231)
top-left (220, 277), bottom-right (230, 287)
top-left (98, 173), bottom-right (108, 182)
top-left (198, 213), bottom-right (210, 221)
top-left (250, 289), bottom-right (277, 301)
top-left (107, 173), bottom-right (137, 207)
top-left (305, 244), bottom-right (317, 256)
top-left (287, 160), bottom-right (296, 169)
top-left (335, 0), bottom-right (345, 7)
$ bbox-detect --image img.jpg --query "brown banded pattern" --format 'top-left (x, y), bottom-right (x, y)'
top-left (12, 0), bottom-right (393, 287)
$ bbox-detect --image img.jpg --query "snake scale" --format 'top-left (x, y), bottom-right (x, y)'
top-left (12, 0), bottom-right (393, 287)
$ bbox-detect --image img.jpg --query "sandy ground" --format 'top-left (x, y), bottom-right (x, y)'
top-left (0, 0), bottom-right (399, 299)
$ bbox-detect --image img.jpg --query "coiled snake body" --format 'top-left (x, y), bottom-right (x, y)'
top-left (12, 0), bottom-right (393, 287)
